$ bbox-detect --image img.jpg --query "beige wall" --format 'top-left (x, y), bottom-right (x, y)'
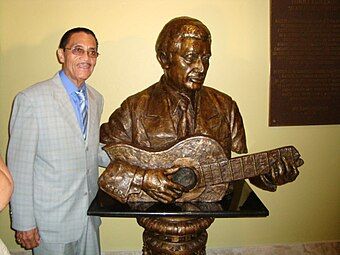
top-left (0, 0), bottom-right (339, 252)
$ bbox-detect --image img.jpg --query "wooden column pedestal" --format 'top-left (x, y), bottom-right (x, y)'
top-left (137, 217), bottom-right (215, 255)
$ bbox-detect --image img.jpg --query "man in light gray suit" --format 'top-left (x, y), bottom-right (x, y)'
top-left (7, 27), bottom-right (108, 255)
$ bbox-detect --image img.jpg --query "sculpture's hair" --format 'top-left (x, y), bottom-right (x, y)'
top-left (58, 27), bottom-right (98, 50)
top-left (155, 17), bottom-right (211, 54)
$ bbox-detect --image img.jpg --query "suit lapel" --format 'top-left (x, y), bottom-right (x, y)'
top-left (141, 83), bottom-right (177, 148)
top-left (51, 73), bottom-right (84, 141)
top-left (196, 87), bottom-right (222, 133)
top-left (86, 86), bottom-right (98, 143)
top-left (146, 82), bottom-right (171, 118)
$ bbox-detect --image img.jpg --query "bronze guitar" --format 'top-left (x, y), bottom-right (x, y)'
top-left (103, 136), bottom-right (302, 202)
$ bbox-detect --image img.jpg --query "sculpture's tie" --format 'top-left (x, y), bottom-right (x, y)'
top-left (178, 98), bottom-right (194, 138)
top-left (76, 89), bottom-right (87, 139)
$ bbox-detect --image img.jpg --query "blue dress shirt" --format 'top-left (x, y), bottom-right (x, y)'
top-left (59, 70), bottom-right (88, 137)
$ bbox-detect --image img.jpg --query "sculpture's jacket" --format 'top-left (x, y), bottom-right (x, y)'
top-left (100, 76), bottom-right (247, 203)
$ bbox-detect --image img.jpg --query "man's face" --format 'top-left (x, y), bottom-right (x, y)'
top-left (57, 32), bottom-right (97, 87)
top-left (165, 37), bottom-right (211, 92)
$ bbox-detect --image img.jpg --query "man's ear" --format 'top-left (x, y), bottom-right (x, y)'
top-left (157, 51), bottom-right (171, 69)
top-left (56, 48), bottom-right (65, 64)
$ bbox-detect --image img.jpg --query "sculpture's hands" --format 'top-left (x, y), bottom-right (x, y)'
top-left (15, 228), bottom-right (40, 249)
top-left (267, 155), bottom-right (304, 186)
top-left (142, 168), bottom-right (185, 203)
top-left (250, 152), bottom-right (304, 191)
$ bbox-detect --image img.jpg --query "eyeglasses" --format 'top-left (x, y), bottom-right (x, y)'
top-left (65, 46), bottom-right (100, 58)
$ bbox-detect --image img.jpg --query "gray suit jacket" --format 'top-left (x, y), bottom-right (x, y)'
top-left (8, 73), bottom-right (105, 243)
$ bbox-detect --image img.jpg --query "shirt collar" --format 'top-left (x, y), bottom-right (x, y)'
top-left (59, 70), bottom-right (86, 95)
top-left (160, 75), bottom-right (196, 115)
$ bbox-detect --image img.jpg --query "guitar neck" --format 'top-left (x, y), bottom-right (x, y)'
top-left (200, 146), bottom-right (298, 186)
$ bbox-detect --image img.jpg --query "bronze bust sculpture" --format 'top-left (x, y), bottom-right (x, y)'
top-left (98, 16), bottom-right (304, 255)
top-left (99, 16), bottom-right (303, 204)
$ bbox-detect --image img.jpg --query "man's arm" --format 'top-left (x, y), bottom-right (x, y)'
top-left (96, 91), bottom-right (110, 168)
top-left (7, 93), bottom-right (40, 248)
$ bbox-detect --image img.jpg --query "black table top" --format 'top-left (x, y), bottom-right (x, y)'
top-left (87, 180), bottom-right (269, 218)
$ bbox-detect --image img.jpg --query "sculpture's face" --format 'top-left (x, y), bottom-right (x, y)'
top-left (166, 37), bottom-right (211, 92)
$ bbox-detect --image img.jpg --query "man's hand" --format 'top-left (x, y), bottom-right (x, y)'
top-left (16, 228), bottom-right (40, 250)
top-left (142, 168), bottom-right (185, 203)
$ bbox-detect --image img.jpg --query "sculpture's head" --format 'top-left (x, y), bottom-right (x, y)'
top-left (156, 17), bottom-right (211, 92)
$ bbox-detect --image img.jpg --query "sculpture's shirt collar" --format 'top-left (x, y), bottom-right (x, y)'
top-left (160, 75), bottom-right (197, 116)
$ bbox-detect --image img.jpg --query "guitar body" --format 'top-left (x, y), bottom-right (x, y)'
top-left (104, 136), bottom-right (230, 202)
top-left (104, 136), bottom-right (301, 202)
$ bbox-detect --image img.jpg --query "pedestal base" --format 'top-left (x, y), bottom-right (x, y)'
top-left (137, 217), bottom-right (215, 255)
top-left (88, 181), bottom-right (269, 254)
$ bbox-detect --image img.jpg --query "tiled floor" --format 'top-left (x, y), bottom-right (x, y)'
top-left (10, 241), bottom-right (340, 255)
top-left (207, 242), bottom-right (340, 255)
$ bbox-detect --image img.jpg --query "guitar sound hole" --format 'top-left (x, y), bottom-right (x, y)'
top-left (172, 167), bottom-right (197, 191)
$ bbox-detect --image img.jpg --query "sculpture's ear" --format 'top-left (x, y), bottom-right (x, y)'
top-left (157, 51), bottom-right (171, 69)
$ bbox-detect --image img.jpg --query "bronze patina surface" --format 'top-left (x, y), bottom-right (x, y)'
top-left (100, 136), bottom-right (303, 202)
top-left (137, 217), bottom-right (214, 255)
top-left (99, 16), bottom-right (304, 255)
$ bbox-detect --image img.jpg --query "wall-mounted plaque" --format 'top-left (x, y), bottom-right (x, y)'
top-left (269, 0), bottom-right (340, 126)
